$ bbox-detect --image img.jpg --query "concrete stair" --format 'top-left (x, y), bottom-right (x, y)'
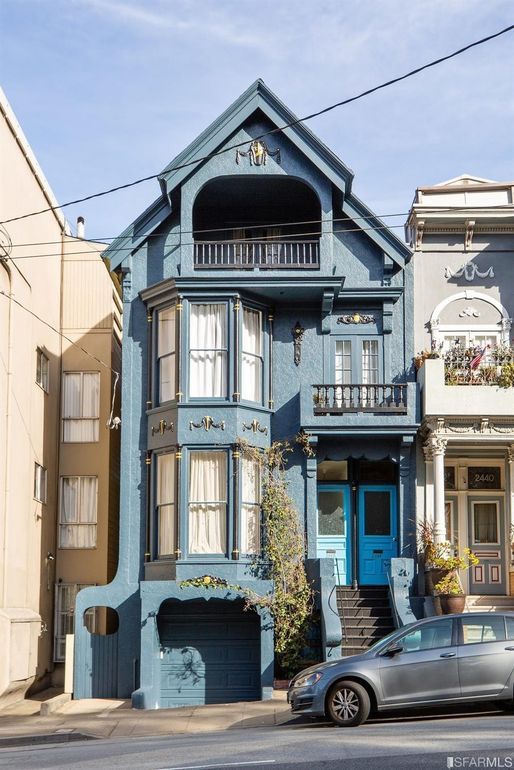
top-left (337, 586), bottom-right (395, 657)
top-left (465, 595), bottom-right (514, 613)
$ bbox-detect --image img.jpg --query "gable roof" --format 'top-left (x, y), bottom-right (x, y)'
top-left (105, 80), bottom-right (410, 269)
top-left (158, 79), bottom-right (355, 198)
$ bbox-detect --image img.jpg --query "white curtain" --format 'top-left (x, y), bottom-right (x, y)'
top-left (157, 453), bottom-right (175, 556)
top-left (158, 307), bottom-right (176, 403)
top-left (189, 451), bottom-right (227, 554)
top-left (189, 304), bottom-right (227, 397)
top-left (59, 476), bottom-right (97, 548)
top-left (240, 456), bottom-right (261, 554)
top-left (241, 308), bottom-right (262, 402)
top-left (62, 372), bottom-right (99, 442)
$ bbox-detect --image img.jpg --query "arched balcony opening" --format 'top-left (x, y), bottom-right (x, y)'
top-left (193, 176), bottom-right (321, 269)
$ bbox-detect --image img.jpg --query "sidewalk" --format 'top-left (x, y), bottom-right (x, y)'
top-left (0, 691), bottom-right (294, 745)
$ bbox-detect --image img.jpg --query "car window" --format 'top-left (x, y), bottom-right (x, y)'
top-left (398, 619), bottom-right (453, 652)
top-left (506, 617), bottom-right (514, 641)
top-left (461, 615), bottom-right (506, 644)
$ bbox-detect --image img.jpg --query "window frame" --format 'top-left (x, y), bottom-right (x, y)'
top-left (332, 336), bottom-right (383, 383)
top-left (155, 450), bottom-right (177, 559)
top-left (240, 305), bottom-right (264, 405)
top-left (53, 583), bottom-right (96, 662)
top-left (470, 499), bottom-right (501, 546)
top-left (391, 618), bottom-right (456, 654)
top-left (186, 448), bottom-right (229, 558)
top-left (458, 614), bottom-right (507, 646)
top-left (240, 453), bottom-right (262, 555)
top-left (58, 475), bottom-right (98, 549)
top-left (36, 348), bottom-right (49, 392)
top-left (156, 304), bottom-right (177, 406)
top-left (61, 371), bottom-right (100, 443)
top-left (34, 462), bottom-right (47, 504)
top-left (188, 300), bottom-right (229, 401)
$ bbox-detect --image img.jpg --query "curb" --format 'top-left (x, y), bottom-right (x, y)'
top-left (40, 693), bottom-right (71, 716)
top-left (0, 732), bottom-right (95, 749)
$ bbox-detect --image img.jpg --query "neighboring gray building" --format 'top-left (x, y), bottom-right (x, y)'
top-left (408, 175), bottom-right (514, 598)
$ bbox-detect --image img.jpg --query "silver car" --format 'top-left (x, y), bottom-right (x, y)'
top-left (288, 612), bottom-right (514, 727)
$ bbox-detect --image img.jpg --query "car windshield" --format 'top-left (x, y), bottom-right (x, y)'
top-left (366, 626), bottom-right (408, 652)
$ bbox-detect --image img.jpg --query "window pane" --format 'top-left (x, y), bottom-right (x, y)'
top-left (241, 456), bottom-right (261, 554)
top-left (158, 504), bottom-right (175, 556)
top-left (506, 617), bottom-right (514, 641)
top-left (63, 373), bottom-right (82, 417)
top-left (158, 307), bottom-right (175, 358)
top-left (473, 503), bottom-right (498, 543)
top-left (82, 373), bottom-right (100, 418)
top-left (364, 491), bottom-right (390, 536)
top-left (59, 477), bottom-right (97, 548)
top-left (190, 350), bottom-right (227, 398)
top-left (400, 619), bottom-right (453, 652)
top-left (159, 353), bottom-right (175, 403)
top-left (335, 340), bottom-right (352, 384)
top-left (188, 452), bottom-right (227, 553)
top-left (462, 616), bottom-right (506, 644)
top-left (317, 460), bottom-right (348, 482)
top-left (362, 340), bottom-right (379, 384)
top-left (242, 308), bottom-right (261, 356)
top-left (317, 491), bottom-right (345, 536)
top-left (157, 454), bottom-right (175, 505)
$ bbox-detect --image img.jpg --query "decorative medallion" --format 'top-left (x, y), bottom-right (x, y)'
top-left (189, 416), bottom-right (225, 432)
top-left (236, 140), bottom-right (280, 166)
top-left (444, 263), bottom-right (494, 282)
top-left (242, 419), bottom-right (268, 435)
top-left (292, 322), bottom-right (305, 366)
top-left (337, 312), bottom-right (375, 325)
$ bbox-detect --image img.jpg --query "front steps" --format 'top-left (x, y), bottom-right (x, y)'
top-left (465, 595), bottom-right (514, 613)
top-left (337, 586), bottom-right (395, 657)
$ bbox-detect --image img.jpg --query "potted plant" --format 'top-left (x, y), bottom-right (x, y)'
top-left (432, 548), bottom-right (480, 614)
top-left (417, 520), bottom-right (449, 596)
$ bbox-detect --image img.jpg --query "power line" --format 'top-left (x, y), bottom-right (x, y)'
top-left (1, 23), bottom-right (513, 228)
top-left (0, 290), bottom-right (118, 375)
top-left (6, 203), bottom-right (514, 253)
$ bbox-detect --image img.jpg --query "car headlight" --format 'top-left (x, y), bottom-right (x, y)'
top-left (293, 672), bottom-right (323, 688)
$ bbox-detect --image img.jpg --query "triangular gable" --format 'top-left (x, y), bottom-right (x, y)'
top-left (158, 79), bottom-right (355, 199)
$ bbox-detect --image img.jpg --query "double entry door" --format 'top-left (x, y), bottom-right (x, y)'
top-left (316, 484), bottom-right (398, 585)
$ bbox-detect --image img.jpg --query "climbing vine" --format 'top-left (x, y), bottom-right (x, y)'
top-left (181, 439), bottom-right (313, 676)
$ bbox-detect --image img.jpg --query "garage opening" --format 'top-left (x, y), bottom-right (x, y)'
top-left (157, 598), bottom-right (261, 708)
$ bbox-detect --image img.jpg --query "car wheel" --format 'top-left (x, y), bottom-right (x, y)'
top-left (326, 680), bottom-right (370, 727)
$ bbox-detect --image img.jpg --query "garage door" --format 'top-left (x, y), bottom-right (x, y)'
top-left (159, 604), bottom-right (261, 708)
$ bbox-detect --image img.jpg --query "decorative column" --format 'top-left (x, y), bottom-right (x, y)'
top-left (176, 297), bottom-right (183, 402)
top-left (233, 297), bottom-right (240, 402)
top-left (508, 446), bottom-right (514, 563)
top-left (232, 445), bottom-right (241, 559)
top-left (174, 446), bottom-right (182, 559)
top-left (305, 438), bottom-right (318, 559)
top-left (399, 436), bottom-right (414, 556)
top-left (431, 436), bottom-right (448, 544)
top-left (423, 440), bottom-right (434, 524)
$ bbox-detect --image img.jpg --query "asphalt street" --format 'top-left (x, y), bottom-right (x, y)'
top-left (1, 707), bottom-right (514, 770)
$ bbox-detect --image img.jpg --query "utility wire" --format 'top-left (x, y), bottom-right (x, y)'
top-left (1, 23), bottom-right (513, 228)
top-left (6, 204), bottom-right (514, 250)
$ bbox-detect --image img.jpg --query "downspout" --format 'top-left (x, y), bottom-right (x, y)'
top-left (1, 262), bottom-right (12, 608)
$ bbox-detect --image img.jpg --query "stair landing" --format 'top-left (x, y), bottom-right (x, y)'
top-left (465, 595), bottom-right (514, 613)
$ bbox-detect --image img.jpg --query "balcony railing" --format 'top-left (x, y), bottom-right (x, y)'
top-left (194, 240), bottom-right (319, 269)
top-left (313, 383), bottom-right (408, 414)
top-left (443, 345), bottom-right (514, 386)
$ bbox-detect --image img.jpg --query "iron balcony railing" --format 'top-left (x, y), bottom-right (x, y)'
top-left (194, 240), bottom-right (320, 269)
top-left (313, 383), bottom-right (408, 414)
top-left (443, 345), bottom-right (514, 386)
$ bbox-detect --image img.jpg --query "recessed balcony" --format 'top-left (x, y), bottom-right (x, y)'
top-left (312, 383), bottom-right (408, 414)
top-left (194, 239), bottom-right (319, 269)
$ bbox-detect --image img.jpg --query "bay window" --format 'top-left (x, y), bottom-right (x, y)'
top-left (157, 452), bottom-right (176, 557)
top-left (241, 308), bottom-right (263, 403)
top-left (189, 303), bottom-right (227, 398)
top-left (188, 451), bottom-right (227, 554)
top-left (158, 306), bottom-right (176, 403)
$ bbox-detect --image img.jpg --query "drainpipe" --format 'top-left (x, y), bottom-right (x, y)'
top-left (351, 482), bottom-right (358, 589)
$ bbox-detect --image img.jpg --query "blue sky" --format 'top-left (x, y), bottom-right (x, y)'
top-left (2, 0), bottom-right (514, 240)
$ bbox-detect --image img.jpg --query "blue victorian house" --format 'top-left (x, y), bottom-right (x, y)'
top-left (74, 81), bottom-right (419, 708)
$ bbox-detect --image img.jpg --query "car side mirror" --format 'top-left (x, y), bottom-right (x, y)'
top-left (382, 643), bottom-right (403, 657)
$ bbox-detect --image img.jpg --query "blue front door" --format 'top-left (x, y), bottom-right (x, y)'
top-left (358, 485), bottom-right (398, 585)
top-left (316, 485), bottom-right (351, 585)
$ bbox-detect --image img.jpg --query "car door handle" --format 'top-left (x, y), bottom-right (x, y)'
top-left (440, 652), bottom-right (456, 658)
top-left (505, 646), bottom-right (514, 651)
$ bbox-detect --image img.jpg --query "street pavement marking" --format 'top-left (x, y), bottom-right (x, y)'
top-left (159, 761), bottom-right (276, 770)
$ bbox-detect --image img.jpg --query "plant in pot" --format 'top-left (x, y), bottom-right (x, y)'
top-left (417, 520), bottom-right (450, 596)
top-left (432, 548), bottom-right (480, 614)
